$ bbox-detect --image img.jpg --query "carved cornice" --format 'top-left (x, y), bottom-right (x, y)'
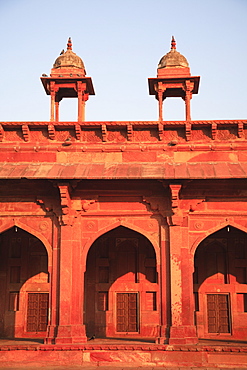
top-left (0, 120), bottom-right (246, 144)
top-left (1, 120), bottom-right (246, 127)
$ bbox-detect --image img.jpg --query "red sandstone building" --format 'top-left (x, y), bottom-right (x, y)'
top-left (0, 37), bottom-right (247, 347)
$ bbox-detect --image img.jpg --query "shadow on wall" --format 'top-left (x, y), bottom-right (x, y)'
top-left (0, 227), bottom-right (49, 338)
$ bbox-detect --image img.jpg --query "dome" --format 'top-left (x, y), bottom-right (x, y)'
top-left (53, 38), bottom-right (86, 72)
top-left (158, 36), bottom-right (189, 69)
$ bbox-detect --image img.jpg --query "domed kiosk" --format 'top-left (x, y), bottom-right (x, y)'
top-left (158, 36), bottom-right (190, 73)
top-left (148, 36), bottom-right (200, 121)
top-left (41, 38), bottom-right (95, 122)
top-left (52, 37), bottom-right (86, 73)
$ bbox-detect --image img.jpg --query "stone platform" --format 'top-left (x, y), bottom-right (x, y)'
top-left (0, 338), bottom-right (247, 368)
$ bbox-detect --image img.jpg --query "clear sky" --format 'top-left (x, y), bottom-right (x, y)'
top-left (0, 0), bottom-right (246, 122)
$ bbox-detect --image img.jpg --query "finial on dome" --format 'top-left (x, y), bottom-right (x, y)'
top-left (67, 37), bottom-right (72, 50)
top-left (171, 36), bottom-right (176, 50)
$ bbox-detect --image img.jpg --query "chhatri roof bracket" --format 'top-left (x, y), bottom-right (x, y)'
top-left (148, 36), bottom-right (200, 121)
top-left (41, 38), bottom-right (95, 122)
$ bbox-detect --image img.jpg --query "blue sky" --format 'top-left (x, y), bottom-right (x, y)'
top-left (0, 0), bottom-right (246, 122)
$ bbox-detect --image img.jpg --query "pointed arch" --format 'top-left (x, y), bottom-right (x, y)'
top-left (0, 219), bottom-right (52, 264)
top-left (83, 220), bottom-right (160, 265)
top-left (0, 224), bottom-right (50, 338)
top-left (193, 223), bottom-right (247, 339)
top-left (190, 221), bottom-right (247, 256)
top-left (84, 224), bottom-right (159, 338)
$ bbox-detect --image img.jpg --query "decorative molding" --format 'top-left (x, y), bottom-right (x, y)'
top-left (185, 122), bottom-right (191, 141)
top-left (36, 198), bottom-right (53, 213)
top-left (143, 196), bottom-right (166, 217)
top-left (238, 122), bottom-right (244, 138)
top-left (0, 124), bottom-right (4, 142)
top-left (189, 199), bottom-right (205, 212)
top-left (194, 221), bottom-right (204, 230)
top-left (127, 124), bottom-right (133, 141)
top-left (75, 124), bottom-right (81, 140)
top-left (0, 120), bottom-right (246, 127)
top-left (169, 184), bottom-right (181, 211)
top-left (169, 184), bottom-right (183, 226)
top-left (101, 124), bottom-right (107, 142)
top-left (57, 184), bottom-right (73, 225)
top-left (0, 120), bottom-right (246, 144)
top-left (116, 238), bottom-right (138, 247)
top-left (22, 124), bottom-right (30, 142)
top-left (81, 198), bottom-right (98, 212)
top-left (211, 123), bottom-right (217, 140)
top-left (158, 123), bottom-right (163, 141)
top-left (48, 124), bottom-right (56, 140)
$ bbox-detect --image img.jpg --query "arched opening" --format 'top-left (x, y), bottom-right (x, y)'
top-left (0, 227), bottom-right (49, 338)
top-left (84, 226), bottom-right (159, 339)
top-left (193, 226), bottom-right (247, 340)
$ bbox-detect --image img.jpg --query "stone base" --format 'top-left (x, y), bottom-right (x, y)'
top-left (169, 325), bottom-right (198, 344)
top-left (0, 342), bottom-right (247, 368)
top-left (44, 324), bottom-right (87, 344)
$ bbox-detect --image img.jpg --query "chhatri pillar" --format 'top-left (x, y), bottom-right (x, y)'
top-left (41, 37), bottom-right (95, 122)
top-left (148, 36), bottom-right (200, 121)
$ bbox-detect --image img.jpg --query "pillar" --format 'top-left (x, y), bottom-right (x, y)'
top-left (156, 224), bottom-right (170, 343)
top-left (78, 95), bottom-right (85, 122)
top-left (185, 90), bottom-right (191, 121)
top-left (50, 93), bottom-right (55, 122)
top-left (55, 101), bottom-right (59, 122)
top-left (158, 88), bottom-right (164, 122)
top-left (53, 222), bottom-right (87, 344)
top-left (168, 223), bottom-right (197, 344)
top-left (77, 81), bottom-right (88, 122)
top-left (44, 217), bottom-right (59, 344)
top-left (70, 221), bottom-right (87, 341)
top-left (184, 81), bottom-right (192, 121)
top-left (168, 184), bottom-right (197, 344)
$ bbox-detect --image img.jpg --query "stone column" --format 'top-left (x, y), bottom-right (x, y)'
top-left (77, 89), bottom-right (83, 122)
top-left (70, 220), bottom-right (87, 342)
top-left (55, 224), bottom-right (73, 343)
top-left (168, 184), bottom-right (197, 344)
top-left (156, 224), bottom-right (170, 343)
top-left (185, 91), bottom-right (191, 121)
top-left (50, 94), bottom-right (55, 122)
top-left (158, 89), bottom-right (163, 122)
top-left (77, 82), bottom-right (88, 122)
top-left (184, 81), bottom-right (193, 121)
top-left (44, 217), bottom-right (60, 344)
top-left (50, 82), bottom-right (56, 122)
top-left (55, 101), bottom-right (59, 122)
top-left (54, 221), bottom-right (87, 344)
top-left (50, 184), bottom-right (87, 344)
top-left (157, 83), bottom-right (165, 122)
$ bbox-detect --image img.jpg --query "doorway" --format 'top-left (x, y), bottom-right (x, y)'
top-left (116, 293), bottom-right (138, 332)
top-left (207, 294), bottom-right (230, 333)
top-left (27, 293), bottom-right (49, 332)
